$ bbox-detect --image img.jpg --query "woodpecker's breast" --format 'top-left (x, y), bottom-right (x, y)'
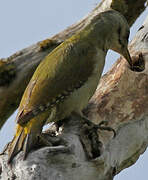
top-left (73, 48), bottom-right (106, 111)
top-left (46, 49), bottom-right (106, 122)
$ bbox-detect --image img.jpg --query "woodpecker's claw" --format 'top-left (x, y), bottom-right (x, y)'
top-left (93, 123), bottom-right (116, 138)
top-left (98, 120), bottom-right (108, 126)
top-left (93, 120), bottom-right (116, 137)
top-left (82, 117), bottom-right (116, 138)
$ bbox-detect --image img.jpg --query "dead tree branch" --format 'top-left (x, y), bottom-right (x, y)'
top-left (0, 0), bottom-right (147, 128)
top-left (0, 1), bottom-right (148, 180)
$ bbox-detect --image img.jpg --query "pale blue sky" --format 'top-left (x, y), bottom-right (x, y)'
top-left (0, 1), bottom-right (147, 179)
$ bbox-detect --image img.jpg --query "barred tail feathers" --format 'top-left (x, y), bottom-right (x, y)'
top-left (8, 125), bottom-right (26, 163)
top-left (7, 110), bottom-right (50, 164)
top-left (7, 123), bottom-right (39, 164)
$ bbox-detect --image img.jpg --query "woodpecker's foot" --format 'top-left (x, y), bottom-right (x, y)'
top-left (79, 118), bottom-right (116, 159)
top-left (82, 117), bottom-right (116, 138)
top-left (80, 123), bottom-right (102, 159)
top-left (93, 121), bottom-right (116, 138)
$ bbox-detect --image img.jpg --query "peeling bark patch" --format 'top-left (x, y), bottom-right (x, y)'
top-left (97, 95), bottom-right (110, 110)
top-left (88, 55), bottom-right (148, 127)
top-left (132, 97), bottom-right (148, 118)
top-left (131, 53), bottom-right (145, 72)
top-left (129, 74), bottom-right (148, 118)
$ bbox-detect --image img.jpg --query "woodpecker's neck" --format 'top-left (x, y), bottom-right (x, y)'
top-left (78, 16), bottom-right (118, 52)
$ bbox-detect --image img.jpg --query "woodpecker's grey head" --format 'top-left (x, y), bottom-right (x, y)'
top-left (100, 10), bottom-right (132, 66)
top-left (89, 10), bottom-right (132, 67)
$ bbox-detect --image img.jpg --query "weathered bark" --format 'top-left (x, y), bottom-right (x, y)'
top-left (0, 1), bottom-right (148, 180)
top-left (85, 20), bottom-right (148, 174)
top-left (0, 0), bottom-right (147, 129)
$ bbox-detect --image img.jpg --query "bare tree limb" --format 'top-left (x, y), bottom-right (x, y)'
top-left (85, 20), bottom-right (148, 173)
top-left (0, 1), bottom-right (148, 179)
top-left (0, 22), bottom-right (148, 178)
top-left (0, 0), bottom-right (147, 128)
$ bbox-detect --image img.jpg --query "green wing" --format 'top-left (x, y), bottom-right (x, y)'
top-left (17, 37), bottom-right (96, 125)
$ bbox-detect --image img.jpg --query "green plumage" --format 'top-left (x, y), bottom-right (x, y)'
top-left (18, 33), bottom-right (98, 125)
top-left (7, 10), bottom-right (132, 163)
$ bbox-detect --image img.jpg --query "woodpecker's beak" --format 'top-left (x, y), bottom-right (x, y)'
top-left (122, 47), bottom-right (133, 67)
